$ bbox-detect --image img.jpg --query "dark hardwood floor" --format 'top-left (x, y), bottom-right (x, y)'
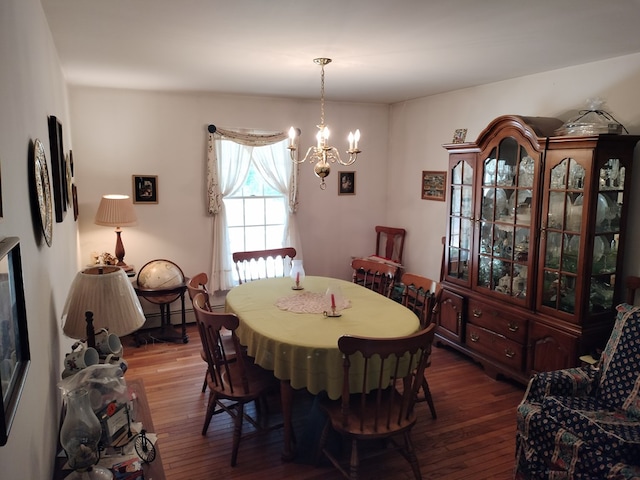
top-left (122, 324), bottom-right (524, 480)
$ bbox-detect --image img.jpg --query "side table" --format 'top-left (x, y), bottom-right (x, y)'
top-left (53, 378), bottom-right (165, 480)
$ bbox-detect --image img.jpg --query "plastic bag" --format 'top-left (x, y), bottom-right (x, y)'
top-left (58, 363), bottom-right (128, 412)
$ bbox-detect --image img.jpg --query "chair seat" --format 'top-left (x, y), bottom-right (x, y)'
top-left (541, 396), bottom-right (640, 451)
top-left (320, 389), bottom-right (417, 439)
top-left (518, 396), bottom-right (640, 478)
top-left (210, 361), bottom-right (277, 401)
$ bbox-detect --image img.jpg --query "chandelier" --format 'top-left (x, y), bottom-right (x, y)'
top-left (288, 58), bottom-right (361, 189)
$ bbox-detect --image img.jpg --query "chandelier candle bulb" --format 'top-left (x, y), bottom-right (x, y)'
top-left (288, 127), bottom-right (296, 148)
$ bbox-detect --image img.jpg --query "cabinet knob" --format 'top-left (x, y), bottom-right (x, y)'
top-left (470, 333), bottom-right (479, 342)
top-left (508, 321), bottom-right (519, 332)
top-left (472, 309), bottom-right (482, 318)
top-left (504, 348), bottom-right (515, 359)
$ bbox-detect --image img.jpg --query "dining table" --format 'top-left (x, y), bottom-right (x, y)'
top-left (225, 275), bottom-right (420, 460)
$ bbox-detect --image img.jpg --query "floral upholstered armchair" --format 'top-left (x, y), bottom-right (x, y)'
top-left (516, 302), bottom-right (640, 479)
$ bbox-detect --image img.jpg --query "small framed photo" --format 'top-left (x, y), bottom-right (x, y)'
top-left (422, 171), bottom-right (446, 201)
top-left (132, 175), bottom-right (158, 204)
top-left (338, 171), bottom-right (355, 195)
top-left (452, 128), bottom-right (467, 144)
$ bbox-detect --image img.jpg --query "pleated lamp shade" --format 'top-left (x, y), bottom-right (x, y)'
top-left (94, 194), bottom-right (137, 227)
top-left (62, 266), bottom-right (146, 339)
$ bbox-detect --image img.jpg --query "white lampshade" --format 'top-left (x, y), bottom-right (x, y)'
top-left (94, 194), bottom-right (137, 227)
top-left (62, 266), bottom-right (146, 339)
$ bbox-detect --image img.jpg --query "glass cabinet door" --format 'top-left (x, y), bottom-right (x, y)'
top-left (539, 153), bottom-right (623, 318)
top-left (591, 157), bottom-right (624, 312)
top-left (475, 137), bottom-right (536, 305)
top-left (446, 157), bottom-right (474, 284)
top-left (539, 156), bottom-right (586, 316)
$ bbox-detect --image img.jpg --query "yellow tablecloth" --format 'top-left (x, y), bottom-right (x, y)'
top-left (225, 276), bottom-right (419, 399)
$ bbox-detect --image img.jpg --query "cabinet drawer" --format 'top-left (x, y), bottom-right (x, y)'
top-left (467, 299), bottom-right (527, 343)
top-left (466, 323), bottom-right (524, 371)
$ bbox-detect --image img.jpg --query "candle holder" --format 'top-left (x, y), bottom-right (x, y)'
top-left (290, 260), bottom-right (305, 290)
top-left (323, 284), bottom-right (343, 317)
top-left (323, 306), bottom-right (342, 318)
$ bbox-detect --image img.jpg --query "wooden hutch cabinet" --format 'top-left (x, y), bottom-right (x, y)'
top-left (439, 114), bottom-right (639, 384)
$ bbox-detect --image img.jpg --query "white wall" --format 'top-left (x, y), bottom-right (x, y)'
top-left (70, 88), bottom-right (390, 294)
top-left (0, 0), bottom-right (78, 477)
top-left (388, 54), bottom-right (640, 281)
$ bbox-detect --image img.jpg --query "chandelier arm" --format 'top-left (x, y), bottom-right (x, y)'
top-left (337, 152), bottom-right (359, 166)
top-left (299, 145), bottom-right (320, 164)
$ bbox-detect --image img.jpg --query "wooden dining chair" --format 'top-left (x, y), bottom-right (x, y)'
top-left (401, 272), bottom-right (442, 418)
top-left (315, 324), bottom-right (436, 480)
top-left (351, 258), bottom-right (398, 298)
top-left (192, 292), bottom-right (282, 466)
top-left (375, 225), bottom-right (406, 264)
top-left (232, 247), bottom-right (297, 284)
top-left (188, 273), bottom-right (236, 393)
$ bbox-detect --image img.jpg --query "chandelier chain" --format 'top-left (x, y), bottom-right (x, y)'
top-left (319, 62), bottom-right (325, 127)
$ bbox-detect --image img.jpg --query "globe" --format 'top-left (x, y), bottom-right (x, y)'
top-left (137, 259), bottom-right (185, 304)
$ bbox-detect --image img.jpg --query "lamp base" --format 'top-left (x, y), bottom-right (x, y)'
top-left (65, 466), bottom-right (114, 479)
top-left (117, 261), bottom-right (134, 273)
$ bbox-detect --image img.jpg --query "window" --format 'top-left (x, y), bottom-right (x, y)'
top-left (208, 130), bottom-right (297, 291)
top-left (219, 141), bottom-right (289, 284)
top-left (224, 163), bottom-right (287, 253)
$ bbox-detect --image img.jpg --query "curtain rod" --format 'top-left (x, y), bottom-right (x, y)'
top-left (208, 124), bottom-right (216, 133)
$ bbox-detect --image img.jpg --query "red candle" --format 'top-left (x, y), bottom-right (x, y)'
top-left (296, 272), bottom-right (300, 284)
top-left (331, 293), bottom-right (336, 309)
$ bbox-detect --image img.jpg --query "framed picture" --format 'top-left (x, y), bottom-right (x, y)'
top-left (422, 171), bottom-right (446, 201)
top-left (452, 128), bottom-right (467, 144)
top-left (0, 237), bottom-right (31, 446)
top-left (133, 175), bottom-right (158, 204)
top-left (0, 157), bottom-right (3, 220)
top-left (72, 184), bottom-right (79, 221)
top-left (47, 115), bottom-right (67, 222)
top-left (338, 171), bottom-right (355, 195)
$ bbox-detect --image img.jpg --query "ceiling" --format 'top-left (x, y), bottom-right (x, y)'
top-left (41, 0), bottom-right (640, 105)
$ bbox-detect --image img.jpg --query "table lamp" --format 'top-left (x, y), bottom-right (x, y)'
top-left (94, 194), bottom-right (137, 272)
top-left (62, 266), bottom-right (146, 348)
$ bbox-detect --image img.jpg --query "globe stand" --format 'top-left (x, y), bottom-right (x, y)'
top-left (132, 259), bottom-right (189, 346)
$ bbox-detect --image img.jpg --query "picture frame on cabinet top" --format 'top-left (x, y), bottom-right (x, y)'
top-left (453, 128), bottom-right (467, 144)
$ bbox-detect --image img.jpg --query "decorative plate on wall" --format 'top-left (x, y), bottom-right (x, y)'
top-left (33, 138), bottom-right (53, 246)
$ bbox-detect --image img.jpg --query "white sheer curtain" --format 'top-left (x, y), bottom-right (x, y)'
top-left (206, 126), bottom-right (301, 291)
